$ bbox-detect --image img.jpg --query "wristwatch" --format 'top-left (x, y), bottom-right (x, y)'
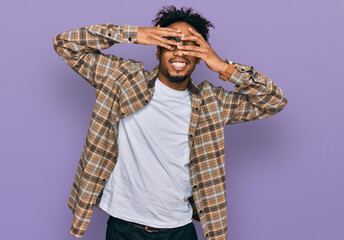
top-left (219, 59), bottom-right (235, 81)
top-left (225, 59), bottom-right (233, 65)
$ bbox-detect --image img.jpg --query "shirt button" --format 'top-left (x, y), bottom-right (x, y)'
top-left (193, 185), bottom-right (197, 189)
top-left (103, 179), bottom-right (106, 182)
top-left (190, 160), bottom-right (193, 165)
top-left (206, 233), bottom-right (209, 238)
top-left (199, 209), bottom-right (203, 214)
top-left (121, 113), bottom-right (125, 116)
top-left (108, 33), bottom-right (111, 37)
top-left (128, 37), bottom-right (132, 41)
top-left (145, 100), bottom-right (148, 103)
top-left (195, 107), bottom-right (198, 111)
top-left (92, 203), bottom-right (95, 206)
top-left (148, 83), bottom-right (152, 87)
top-left (241, 68), bottom-right (245, 71)
top-left (190, 134), bottom-right (193, 138)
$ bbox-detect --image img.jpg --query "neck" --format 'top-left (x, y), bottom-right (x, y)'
top-left (157, 71), bottom-right (189, 91)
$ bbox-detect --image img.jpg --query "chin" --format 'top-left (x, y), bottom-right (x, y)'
top-left (166, 71), bottom-right (189, 83)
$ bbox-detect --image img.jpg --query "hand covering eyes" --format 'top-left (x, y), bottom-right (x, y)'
top-left (163, 37), bottom-right (199, 51)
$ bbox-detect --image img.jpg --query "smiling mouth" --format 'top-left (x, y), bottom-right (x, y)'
top-left (169, 60), bottom-right (189, 71)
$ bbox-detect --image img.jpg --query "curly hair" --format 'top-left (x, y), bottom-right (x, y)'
top-left (152, 6), bottom-right (215, 42)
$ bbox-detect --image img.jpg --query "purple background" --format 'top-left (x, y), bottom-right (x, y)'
top-left (1, 0), bottom-right (343, 239)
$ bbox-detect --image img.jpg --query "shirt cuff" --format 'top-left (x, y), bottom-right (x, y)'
top-left (118, 25), bottom-right (139, 43)
top-left (227, 62), bottom-right (265, 86)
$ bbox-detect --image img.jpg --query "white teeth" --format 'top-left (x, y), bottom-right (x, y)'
top-left (171, 62), bottom-right (186, 67)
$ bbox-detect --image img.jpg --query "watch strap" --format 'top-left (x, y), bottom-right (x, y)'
top-left (219, 59), bottom-right (235, 81)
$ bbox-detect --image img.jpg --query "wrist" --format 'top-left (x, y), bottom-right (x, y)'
top-left (219, 59), bottom-right (235, 81)
top-left (218, 60), bottom-right (229, 75)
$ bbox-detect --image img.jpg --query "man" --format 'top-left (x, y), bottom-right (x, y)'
top-left (53, 6), bottom-right (287, 240)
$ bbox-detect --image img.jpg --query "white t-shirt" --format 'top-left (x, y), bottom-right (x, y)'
top-left (99, 77), bottom-right (193, 228)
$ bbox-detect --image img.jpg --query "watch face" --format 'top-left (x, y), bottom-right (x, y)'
top-left (225, 59), bottom-right (233, 65)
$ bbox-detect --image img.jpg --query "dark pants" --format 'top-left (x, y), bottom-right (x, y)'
top-left (106, 216), bottom-right (198, 240)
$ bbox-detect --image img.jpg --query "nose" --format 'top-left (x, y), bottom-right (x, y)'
top-left (173, 43), bottom-right (184, 57)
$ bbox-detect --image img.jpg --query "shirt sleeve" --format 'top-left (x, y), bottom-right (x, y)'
top-left (53, 23), bottom-right (139, 88)
top-left (214, 62), bottom-right (288, 125)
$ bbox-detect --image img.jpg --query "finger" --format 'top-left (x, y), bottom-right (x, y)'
top-left (180, 35), bottom-right (198, 41)
top-left (182, 50), bottom-right (206, 59)
top-left (187, 27), bottom-right (207, 44)
top-left (179, 36), bottom-right (203, 46)
top-left (160, 32), bottom-right (183, 38)
top-left (159, 37), bottom-right (179, 46)
top-left (159, 31), bottom-right (183, 38)
top-left (177, 44), bottom-right (206, 52)
top-left (158, 27), bottom-right (182, 33)
top-left (156, 41), bottom-right (173, 49)
top-left (188, 27), bottom-right (204, 38)
top-left (153, 36), bottom-right (182, 49)
top-left (154, 30), bottom-right (182, 39)
top-left (181, 31), bottom-right (208, 45)
top-left (148, 35), bottom-right (171, 48)
top-left (154, 35), bottom-right (179, 46)
top-left (180, 35), bottom-right (202, 43)
top-left (163, 26), bottom-right (182, 32)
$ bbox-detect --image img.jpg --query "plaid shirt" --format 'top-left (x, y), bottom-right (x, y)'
top-left (53, 23), bottom-right (287, 240)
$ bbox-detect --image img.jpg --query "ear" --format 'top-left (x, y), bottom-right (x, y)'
top-left (156, 46), bottom-right (161, 60)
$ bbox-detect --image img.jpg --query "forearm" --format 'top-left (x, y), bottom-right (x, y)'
top-left (52, 23), bottom-right (139, 87)
top-left (53, 23), bottom-right (138, 64)
top-left (218, 62), bottom-right (287, 125)
top-left (229, 62), bottom-right (287, 114)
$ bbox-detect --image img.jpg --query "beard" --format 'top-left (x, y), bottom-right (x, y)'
top-left (166, 71), bottom-right (190, 83)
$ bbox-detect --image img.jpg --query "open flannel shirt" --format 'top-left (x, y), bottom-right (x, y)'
top-left (53, 23), bottom-right (287, 240)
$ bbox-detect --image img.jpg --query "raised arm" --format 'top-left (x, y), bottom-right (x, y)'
top-left (176, 27), bottom-right (287, 125)
top-left (214, 63), bottom-right (287, 125)
top-left (53, 23), bottom-right (140, 88)
top-left (53, 23), bottom-right (182, 88)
